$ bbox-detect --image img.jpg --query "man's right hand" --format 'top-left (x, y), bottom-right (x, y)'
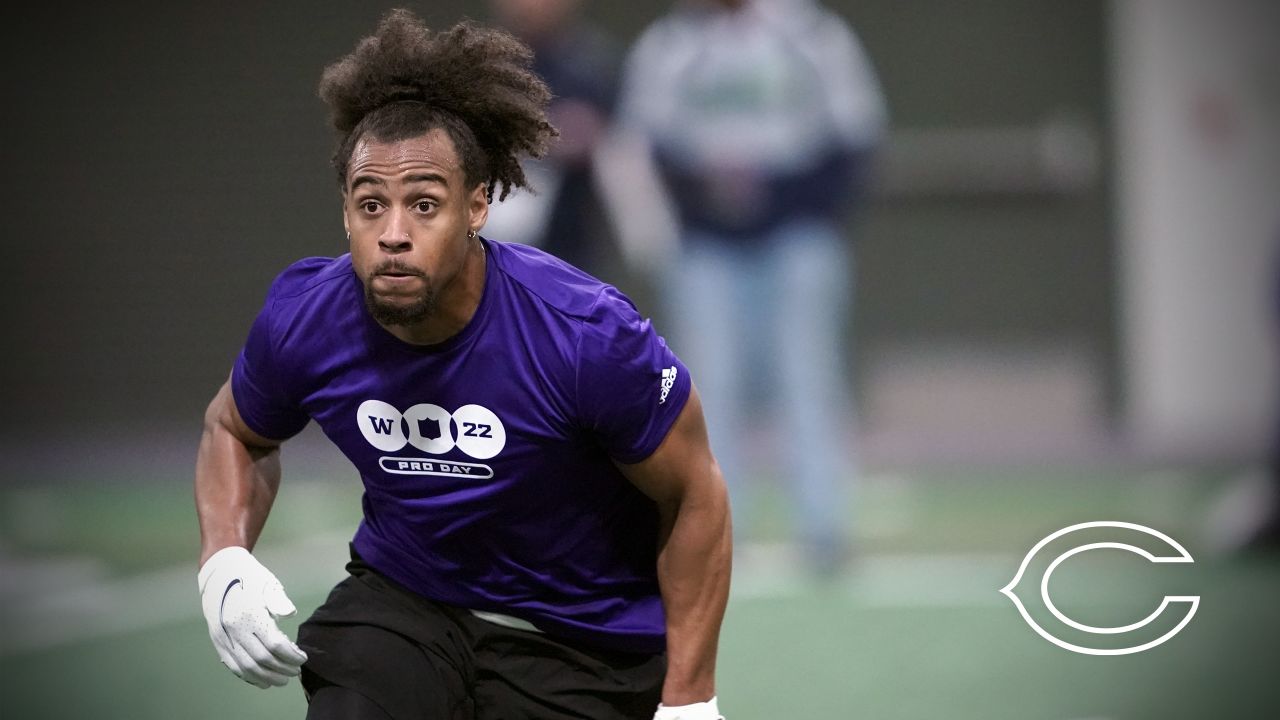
top-left (197, 546), bottom-right (308, 688)
top-left (654, 696), bottom-right (724, 720)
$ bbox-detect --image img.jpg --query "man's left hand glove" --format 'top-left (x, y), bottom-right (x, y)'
top-left (654, 696), bottom-right (724, 720)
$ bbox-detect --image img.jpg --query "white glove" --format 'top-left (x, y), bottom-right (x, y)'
top-left (654, 696), bottom-right (724, 720)
top-left (198, 546), bottom-right (308, 688)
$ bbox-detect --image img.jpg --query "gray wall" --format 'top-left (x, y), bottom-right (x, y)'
top-left (3, 1), bottom-right (1113, 453)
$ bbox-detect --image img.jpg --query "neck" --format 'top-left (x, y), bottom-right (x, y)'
top-left (383, 240), bottom-right (486, 346)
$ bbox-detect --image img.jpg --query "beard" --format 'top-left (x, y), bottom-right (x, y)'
top-left (365, 284), bottom-right (437, 326)
top-left (363, 261), bottom-right (437, 326)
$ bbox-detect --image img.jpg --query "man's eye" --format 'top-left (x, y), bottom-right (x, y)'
top-left (360, 200), bottom-right (381, 213)
top-left (415, 200), bottom-right (436, 213)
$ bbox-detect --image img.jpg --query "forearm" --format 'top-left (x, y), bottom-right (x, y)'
top-left (656, 476), bottom-right (732, 705)
top-left (195, 392), bottom-right (282, 566)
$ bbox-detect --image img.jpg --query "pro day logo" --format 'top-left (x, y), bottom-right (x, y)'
top-left (358, 400), bottom-right (506, 478)
top-left (1000, 521), bottom-right (1199, 655)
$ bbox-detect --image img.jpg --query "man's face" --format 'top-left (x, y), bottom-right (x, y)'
top-left (344, 129), bottom-right (487, 328)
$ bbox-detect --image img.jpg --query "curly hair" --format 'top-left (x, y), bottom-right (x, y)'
top-left (318, 8), bottom-right (557, 201)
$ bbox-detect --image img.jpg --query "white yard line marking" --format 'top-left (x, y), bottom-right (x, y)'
top-left (0, 538), bottom-right (1019, 658)
top-left (731, 543), bottom-right (1016, 606)
top-left (0, 531), bottom-right (353, 658)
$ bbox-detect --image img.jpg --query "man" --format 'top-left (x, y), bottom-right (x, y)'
top-left (485, 0), bottom-right (621, 274)
top-left (616, 0), bottom-right (886, 574)
top-left (194, 10), bottom-right (731, 720)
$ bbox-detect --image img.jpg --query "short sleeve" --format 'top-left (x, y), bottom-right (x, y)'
top-left (231, 296), bottom-right (310, 441)
top-left (576, 285), bottom-right (691, 463)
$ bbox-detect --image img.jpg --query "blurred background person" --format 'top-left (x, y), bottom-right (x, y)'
top-left (1210, 226), bottom-right (1280, 555)
top-left (485, 0), bottom-right (621, 275)
top-left (1251, 233), bottom-right (1280, 552)
top-left (614, 0), bottom-right (887, 575)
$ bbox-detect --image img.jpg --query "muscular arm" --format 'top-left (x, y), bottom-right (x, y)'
top-left (617, 385), bottom-right (732, 706)
top-left (195, 378), bottom-right (286, 566)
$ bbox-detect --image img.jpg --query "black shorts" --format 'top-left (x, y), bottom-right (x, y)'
top-left (297, 548), bottom-right (666, 720)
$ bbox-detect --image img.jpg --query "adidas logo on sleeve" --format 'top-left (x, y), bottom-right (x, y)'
top-left (658, 366), bottom-right (678, 404)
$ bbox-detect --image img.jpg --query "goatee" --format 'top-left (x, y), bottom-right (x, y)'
top-left (364, 282), bottom-right (437, 326)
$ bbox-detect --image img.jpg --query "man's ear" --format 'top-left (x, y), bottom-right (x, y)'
top-left (341, 189), bottom-right (351, 238)
top-left (468, 182), bottom-right (490, 234)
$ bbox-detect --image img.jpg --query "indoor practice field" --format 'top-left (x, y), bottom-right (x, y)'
top-left (2, 440), bottom-right (1277, 720)
top-left (4, 1), bottom-right (1277, 718)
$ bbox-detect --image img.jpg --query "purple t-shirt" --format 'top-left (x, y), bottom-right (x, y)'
top-left (231, 239), bottom-right (691, 653)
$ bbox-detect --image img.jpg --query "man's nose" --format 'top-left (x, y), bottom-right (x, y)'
top-left (379, 210), bottom-right (412, 253)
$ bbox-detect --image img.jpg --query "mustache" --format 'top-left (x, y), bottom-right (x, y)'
top-left (372, 260), bottom-right (424, 277)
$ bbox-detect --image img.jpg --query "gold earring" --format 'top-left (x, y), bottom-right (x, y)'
top-left (467, 230), bottom-right (476, 239)
top-left (346, 231), bottom-right (351, 241)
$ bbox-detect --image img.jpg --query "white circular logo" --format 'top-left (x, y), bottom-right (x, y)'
top-left (452, 404), bottom-right (506, 460)
top-left (356, 400), bottom-right (505, 460)
top-left (404, 403), bottom-right (455, 454)
top-left (357, 400), bottom-right (406, 451)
